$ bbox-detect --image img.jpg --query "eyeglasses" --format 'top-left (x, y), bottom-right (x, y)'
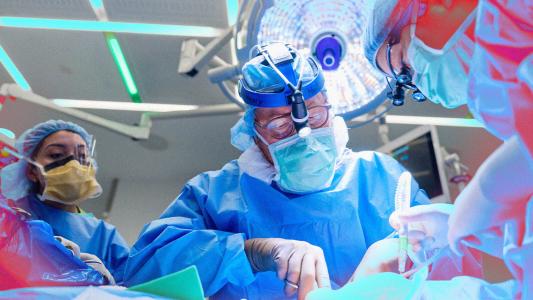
top-left (36, 137), bottom-right (96, 167)
top-left (255, 104), bottom-right (332, 140)
top-left (385, 42), bottom-right (426, 106)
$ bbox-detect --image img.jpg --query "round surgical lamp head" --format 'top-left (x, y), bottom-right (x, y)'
top-left (235, 0), bottom-right (387, 119)
top-left (311, 32), bottom-right (347, 71)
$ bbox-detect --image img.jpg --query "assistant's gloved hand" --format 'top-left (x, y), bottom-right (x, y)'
top-left (389, 203), bottom-right (454, 253)
top-left (54, 235), bottom-right (81, 257)
top-left (349, 238), bottom-right (414, 283)
top-left (245, 238), bottom-right (331, 300)
top-left (79, 253), bottom-right (116, 285)
top-left (54, 236), bottom-right (115, 285)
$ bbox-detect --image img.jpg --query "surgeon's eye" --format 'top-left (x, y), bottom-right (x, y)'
top-left (78, 155), bottom-right (90, 165)
top-left (307, 105), bottom-right (330, 128)
top-left (267, 118), bottom-right (295, 139)
top-left (49, 153), bottom-right (66, 160)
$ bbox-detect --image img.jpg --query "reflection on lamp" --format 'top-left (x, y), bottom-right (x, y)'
top-left (253, 0), bottom-right (385, 115)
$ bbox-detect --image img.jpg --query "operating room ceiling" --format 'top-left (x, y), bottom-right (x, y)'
top-left (0, 0), bottom-right (497, 196)
top-left (0, 0), bottom-right (242, 183)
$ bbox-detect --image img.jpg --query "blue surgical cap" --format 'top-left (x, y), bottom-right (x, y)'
top-left (231, 50), bottom-right (322, 151)
top-left (230, 108), bottom-right (256, 151)
top-left (363, 0), bottom-right (416, 70)
top-left (241, 54), bottom-right (316, 93)
top-left (0, 120), bottom-right (93, 200)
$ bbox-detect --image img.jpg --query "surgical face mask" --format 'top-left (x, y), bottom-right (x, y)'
top-left (32, 156), bottom-right (102, 206)
top-left (256, 116), bottom-right (348, 194)
top-left (407, 11), bottom-right (476, 109)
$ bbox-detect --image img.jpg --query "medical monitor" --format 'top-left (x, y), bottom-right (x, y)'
top-left (377, 125), bottom-right (450, 203)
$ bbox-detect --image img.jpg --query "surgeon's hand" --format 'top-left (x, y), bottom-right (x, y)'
top-left (389, 203), bottom-right (454, 253)
top-left (55, 236), bottom-right (81, 257)
top-left (349, 238), bottom-right (413, 283)
top-left (245, 238), bottom-right (331, 300)
top-left (80, 253), bottom-right (116, 285)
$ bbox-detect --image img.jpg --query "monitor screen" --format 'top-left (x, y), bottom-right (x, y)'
top-left (389, 132), bottom-right (444, 199)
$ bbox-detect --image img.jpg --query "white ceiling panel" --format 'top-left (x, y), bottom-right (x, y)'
top-left (115, 33), bottom-right (232, 105)
top-left (0, 0), bottom-right (97, 20)
top-left (104, 0), bottom-right (229, 27)
top-left (0, 28), bottom-right (129, 101)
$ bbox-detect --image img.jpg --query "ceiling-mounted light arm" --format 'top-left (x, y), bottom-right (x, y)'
top-left (0, 84), bottom-right (151, 140)
top-left (178, 26), bottom-right (235, 76)
top-left (177, 23), bottom-right (247, 110)
top-left (217, 81), bottom-right (246, 109)
top-left (143, 103), bottom-right (242, 121)
top-left (234, 0), bottom-right (264, 60)
top-left (208, 65), bottom-right (241, 84)
top-left (207, 64), bottom-right (245, 109)
top-left (195, 40), bottom-right (233, 70)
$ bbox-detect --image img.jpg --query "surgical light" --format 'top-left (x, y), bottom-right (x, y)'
top-left (53, 99), bottom-right (198, 112)
top-left (105, 33), bottom-right (141, 103)
top-left (0, 44), bottom-right (31, 91)
top-left (384, 115), bottom-right (483, 128)
top-left (0, 17), bottom-right (224, 38)
top-left (88, 0), bottom-right (142, 103)
top-left (235, 0), bottom-right (386, 117)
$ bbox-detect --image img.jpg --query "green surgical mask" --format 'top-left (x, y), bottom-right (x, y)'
top-left (407, 10), bottom-right (476, 109)
top-left (255, 117), bottom-right (347, 194)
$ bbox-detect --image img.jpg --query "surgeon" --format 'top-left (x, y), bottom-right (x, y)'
top-left (363, 0), bottom-right (532, 298)
top-left (0, 120), bottom-right (130, 284)
top-left (124, 42), bottom-right (430, 299)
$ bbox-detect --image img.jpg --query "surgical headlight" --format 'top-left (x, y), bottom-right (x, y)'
top-left (385, 43), bottom-right (426, 106)
top-left (238, 43), bottom-right (325, 138)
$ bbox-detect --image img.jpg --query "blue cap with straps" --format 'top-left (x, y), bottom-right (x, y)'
top-left (238, 43), bottom-right (325, 108)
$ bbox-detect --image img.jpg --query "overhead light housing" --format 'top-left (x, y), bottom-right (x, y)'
top-left (235, 0), bottom-right (386, 117)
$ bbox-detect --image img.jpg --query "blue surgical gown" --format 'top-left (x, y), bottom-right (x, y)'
top-left (124, 151), bottom-right (429, 299)
top-left (0, 286), bottom-right (170, 299)
top-left (16, 194), bottom-right (130, 285)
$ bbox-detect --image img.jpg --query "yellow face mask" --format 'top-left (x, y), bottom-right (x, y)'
top-left (38, 159), bottom-right (102, 206)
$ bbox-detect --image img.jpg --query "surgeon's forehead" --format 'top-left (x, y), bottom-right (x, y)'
top-left (255, 93), bottom-right (327, 120)
top-left (40, 131), bottom-right (87, 151)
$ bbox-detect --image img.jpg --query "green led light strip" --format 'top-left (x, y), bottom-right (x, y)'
top-left (104, 32), bottom-right (141, 103)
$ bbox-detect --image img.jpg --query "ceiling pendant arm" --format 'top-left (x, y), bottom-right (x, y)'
top-left (0, 83), bottom-right (151, 140)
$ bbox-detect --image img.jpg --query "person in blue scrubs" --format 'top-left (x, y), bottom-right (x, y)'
top-left (124, 42), bottom-right (430, 299)
top-left (361, 0), bottom-right (532, 298)
top-left (0, 120), bottom-right (130, 284)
